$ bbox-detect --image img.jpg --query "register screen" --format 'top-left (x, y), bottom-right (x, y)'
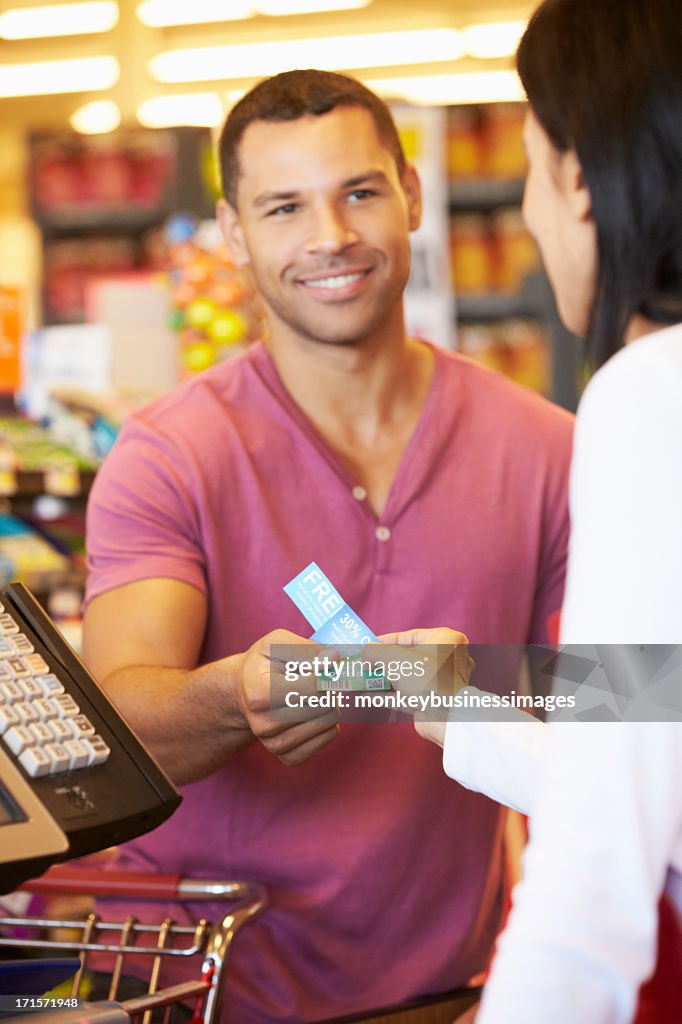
top-left (0, 781), bottom-right (27, 826)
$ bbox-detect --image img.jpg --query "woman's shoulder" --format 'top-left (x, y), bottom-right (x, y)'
top-left (580, 322), bottom-right (682, 419)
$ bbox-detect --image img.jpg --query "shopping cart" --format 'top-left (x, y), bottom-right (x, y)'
top-left (0, 866), bottom-right (266, 1024)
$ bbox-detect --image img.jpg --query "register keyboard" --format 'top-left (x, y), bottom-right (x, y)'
top-left (0, 582), bottom-right (180, 867)
top-left (0, 607), bottom-right (111, 778)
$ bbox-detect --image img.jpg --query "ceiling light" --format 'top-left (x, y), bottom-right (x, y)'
top-left (369, 71), bottom-right (525, 106)
top-left (137, 0), bottom-right (256, 27)
top-left (463, 21), bottom-right (527, 60)
top-left (259, 0), bottom-right (371, 13)
top-left (149, 29), bottom-right (465, 84)
top-left (137, 93), bottom-right (226, 128)
top-left (0, 2), bottom-right (118, 40)
top-left (0, 56), bottom-right (119, 98)
top-left (137, 0), bottom-right (371, 26)
top-left (70, 99), bottom-right (121, 134)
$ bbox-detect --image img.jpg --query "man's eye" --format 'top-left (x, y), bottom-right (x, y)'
top-left (348, 189), bottom-right (376, 202)
top-left (267, 203), bottom-right (298, 217)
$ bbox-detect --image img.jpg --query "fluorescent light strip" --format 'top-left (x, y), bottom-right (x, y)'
top-left (0, 56), bottom-right (119, 98)
top-left (137, 93), bottom-right (226, 128)
top-left (463, 21), bottom-right (526, 60)
top-left (70, 99), bottom-right (121, 134)
top-left (258, 0), bottom-right (371, 13)
top-left (150, 29), bottom-right (465, 83)
top-left (137, 0), bottom-right (256, 28)
top-left (0, 2), bottom-right (118, 40)
top-left (369, 71), bottom-right (525, 106)
top-left (137, 0), bottom-right (370, 26)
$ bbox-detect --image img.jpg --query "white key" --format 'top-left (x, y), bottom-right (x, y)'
top-left (32, 697), bottom-right (59, 721)
top-left (3, 725), bottom-right (34, 755)
top-left (0, 614), bottom-right (19, 635)
top-left (37, 674), bottom-right (64, 697)
top-left (44, 742), bottom-right (70, 774)
top-left (29, 721), bottom-right (54, 746)
top-left (18, 677), bottom-right (43, 701)
top-left (0, 663), bottom-right (14, 682)
top-left (0, 680), bottom-right (23, 704)
top-left (11, 634), bottom-right (34, 656)
top-left (18, 745), bottom-right (51, 777)
top-left (82, 735), bottom-right (110, 766)
top-left (14, 701), bottom-right (39, 725)
top-left (25, 654), bottom-right (49, 675)
top-left (7, 657), bottom-right (30, 678)
top-left (63, 738), bottom-right (89, 771)
top-left (54, 694), bottom-right (79, 718)
top-left (0, 637), bottom-right (14, 658)
top-left (48, 718), bottom-right (74, 743)
top-left (70, 714), bottom-right (95, 738)
top-left (0, 705), bottom-right (19, 734)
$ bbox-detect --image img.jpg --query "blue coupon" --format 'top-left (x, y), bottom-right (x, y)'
top-left (283, 562), bottom-right (389, 690)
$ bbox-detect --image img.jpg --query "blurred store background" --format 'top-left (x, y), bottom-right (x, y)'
top-left (0, 0), bottom-right (581, 637)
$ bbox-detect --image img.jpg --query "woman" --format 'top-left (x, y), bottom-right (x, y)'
top-left (396, 1), bottom-right (682, 1021)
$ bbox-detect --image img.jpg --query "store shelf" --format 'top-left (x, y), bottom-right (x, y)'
top-left (449, 179), bottom-right (525, 211)
top-left (0, 468), bottom-right (96, 501)
top-left (455, 272), bottom-right (549, 322)
top-left (29, 126), bottom-right (216, 325)
top-left (456, 292), bottom-right (539, 322)
top-left (37, 207), bottom-right (164, 233)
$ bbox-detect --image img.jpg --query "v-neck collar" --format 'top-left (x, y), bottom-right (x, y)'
top-left (250, 340), bottom-right (446, 525)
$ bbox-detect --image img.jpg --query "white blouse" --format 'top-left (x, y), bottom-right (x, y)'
top-left (444, 323), bottom-right (682, 1024)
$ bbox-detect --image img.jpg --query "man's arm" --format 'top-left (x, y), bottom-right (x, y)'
top-left (82, 578), bottom-right (340, 785)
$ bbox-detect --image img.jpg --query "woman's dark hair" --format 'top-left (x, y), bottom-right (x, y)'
top-left (218, 69), bottom-right (406, 209)
top-left (517, 0), bottom-right (682, 368)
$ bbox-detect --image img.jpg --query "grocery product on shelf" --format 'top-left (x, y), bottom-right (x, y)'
top-left (479, 105), bottom-right (528, 179)
top-left (458, 319), bottom-right (550, 395)
top-left (29, 128), bottom-right (216, 325)
top-left (449, 214), bottom-right (496, 295)
top-left (0, 512), bottom-right (73, 589)
top-left (447, 103), bottom-right (551, 398)
top-left (492, 208), bottom-right (540, 294)
top-left (0, 287), bottom-right (25, 394)
top-left (164, 214), bottom-right (263, 377)
top-left (0, 416), bottom-right (97, 499)
top-left (447, 105), bottom-right (527, 182)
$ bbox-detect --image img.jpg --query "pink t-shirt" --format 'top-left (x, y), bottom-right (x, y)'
top-left (85, 342), bottom-right (573, 1023)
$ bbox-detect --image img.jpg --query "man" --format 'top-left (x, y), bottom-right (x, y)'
top-left (83, 70), bottom-right (573, 1023)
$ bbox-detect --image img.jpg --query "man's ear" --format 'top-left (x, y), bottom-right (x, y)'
top-left (561, 149), bottom-right (593, 223)
top-left (216, 197), bottom-right (250, 265)
top-left (402, 164), bottom-right (422, 232)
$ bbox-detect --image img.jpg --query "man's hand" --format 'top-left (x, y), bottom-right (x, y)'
top-left (375, 627), bottom-right (474, 748)
top-left (83, 580), bottom-right (340, 782)
top-left (235, 629), bottom-right (340, 765)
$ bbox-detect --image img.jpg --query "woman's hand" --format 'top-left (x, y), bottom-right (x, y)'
top-left (376, 627), bottom-right (474, 748)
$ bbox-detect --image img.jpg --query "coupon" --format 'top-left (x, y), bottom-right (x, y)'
top-left (283, 562), bottom-right (390, 691)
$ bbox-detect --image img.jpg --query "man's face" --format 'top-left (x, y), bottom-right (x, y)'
top-left (218, 105), bottom-right (421, 348)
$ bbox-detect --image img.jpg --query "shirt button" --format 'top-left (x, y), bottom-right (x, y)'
top-left (375, 525), bottom-right (391, 542)
top-left (352, 486), bottom-right (367, 501)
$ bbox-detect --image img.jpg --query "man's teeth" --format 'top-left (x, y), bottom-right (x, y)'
top-left (304, 273), bottom-right (364, 289)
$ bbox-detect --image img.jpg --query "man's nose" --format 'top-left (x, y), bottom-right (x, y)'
top-left (304, 205), bottom-right (358, 255)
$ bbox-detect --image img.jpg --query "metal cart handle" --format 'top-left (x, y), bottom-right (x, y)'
top-left (20, 865), bottom-right (262, 903)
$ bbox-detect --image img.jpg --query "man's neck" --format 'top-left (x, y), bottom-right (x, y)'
top-left (264, 319), bottom-right (436, 518)
top-left (266, 320), bottom-right (432, 439)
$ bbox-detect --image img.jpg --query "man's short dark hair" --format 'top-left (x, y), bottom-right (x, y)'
top-left (218, 69), bottom-right (407, 208)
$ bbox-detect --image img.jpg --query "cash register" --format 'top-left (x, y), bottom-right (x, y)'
top-left (0, 582), bottom-right (180, 894)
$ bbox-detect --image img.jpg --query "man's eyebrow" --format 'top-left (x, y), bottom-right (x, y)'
top-left (252, 190), bottom-right (300, 209)
top-left (343, 170), bottom-right (389, 188)
top-left (252, 170), bottom-right (390, 207)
